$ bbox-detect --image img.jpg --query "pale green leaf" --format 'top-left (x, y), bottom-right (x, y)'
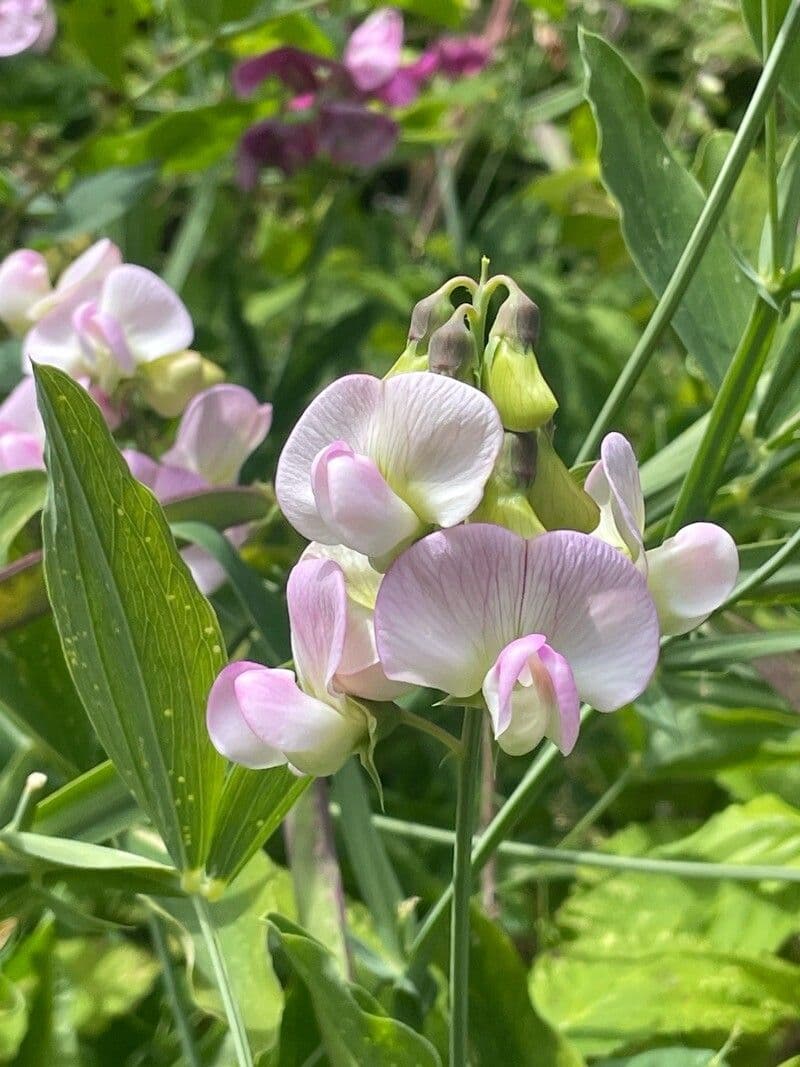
top-left (0, 471), bottom-right (45, 565)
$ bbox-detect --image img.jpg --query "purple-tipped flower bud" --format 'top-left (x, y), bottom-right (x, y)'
top-left (471, 431), bottom-right (545, 537)
top-left (427, 305), bottom-right (473, 379)
top-left (482, 287), bottom-right (556, 433)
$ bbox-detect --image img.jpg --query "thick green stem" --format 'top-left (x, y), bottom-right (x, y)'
top-left (449, 708), bottom-right (482, 1067)
top-left (576, 0), bottom-right (800, 463)
top-left (192, 895), bottom-right (254, 1067)
top-left (665, 297), bottom-right (778, 535)
top-left (398, 707), bottom-right (463, 755)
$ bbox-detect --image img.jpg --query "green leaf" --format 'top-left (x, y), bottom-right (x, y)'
top-left (157, 850), bottom-right (292, 1058)
top-left (579, 31), bottom-right (751, 386)
top-left (34, 365), bottom-right (226, 873)
top-left (43, 165), bottom-right (156, 240)
top-left (61, 0), bottom-right (148, 88)
top-left (0, 831), bottom-right (183, 895)
top-left (760, 134), bottom-right (800, 273)
top-left (32, 761), bottom-right (139, 844)
top-left (164, 486), bottom-right (272, 530)
top-left (55, 936), bottom-right (160, 1035)
top-left (741, 0), bottom-right (800, 111)
top-left (205, 766), bottom-right (308, 884)
top-left (0, 973), bottom-right (27, 1062)
top-left (663, 631), bottom-right (800, 670)
top-left (268, 915), bottom-right (442, 1067)
top-left (0, 552), bottom-right (48, 634)
top-left (0, 471), bottom-right (46, 565)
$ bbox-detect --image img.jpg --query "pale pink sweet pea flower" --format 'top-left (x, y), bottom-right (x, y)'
top-left (208, 555), bottom-right (388, 776)
top-left (343, 7), bottom-right (404, 93)
top-left (0, 0), bottom-right (55, 58)
top-left (375, 525), bottom-right (660, 756)
top-left (124, 384), bottom-right (272, 594)
top-left (0, 250), bottom-right (51, 334)
top-left (585, 433), bottom-right (739, 636)
top-left (276, 372), bottom-right (503, 564)
top-left (25, 259), bottom-right (193, 391)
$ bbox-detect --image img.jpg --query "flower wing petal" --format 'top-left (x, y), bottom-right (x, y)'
top-left (646, 522), bottom-right (738, 636)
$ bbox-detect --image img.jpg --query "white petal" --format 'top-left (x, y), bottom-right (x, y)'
top-left (98, 265), bottom-right (193, 364)
top-left (520, 531), bottom-right (659, 711)
top-left (287, 557), bottom-right (348, 700)
top-left (646, 522), bottom-right (739, 636)
top-left (206, 661), bottom-right (286, 769)
top-left (585, 432), bottom-right (645, 562)
top-left (375, 524), bottom-right (526, 696)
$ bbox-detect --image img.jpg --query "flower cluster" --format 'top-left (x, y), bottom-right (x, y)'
top-left (0, 239), bottom-right (273, 591)
top-left (234, 7), bottom-right (491, 186)
top-left (0, 0), bottom-right (55, 58)
top-left (207, 269), bottom-right (740, 777)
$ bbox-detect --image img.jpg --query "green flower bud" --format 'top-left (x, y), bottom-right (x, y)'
top-left (427, 305), bottom-right (475, 380)
top-left (385, 289), bottom-right (456, 378)
top-left (384, 340), bottom-right (429, 378)
top-left (527, 429), bottom-right (599, 533)
top-left (471, 432), bottom-right (546, 537)
top-left (482, 289), bottom-right (557, 432)
top-left (138, 350), bottom-right (225, 418)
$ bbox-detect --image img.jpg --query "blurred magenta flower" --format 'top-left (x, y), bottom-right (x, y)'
top-left (124, 384), bottom-right (272, 593)
top-left (375, 525), bottom-right (660, 756)
top-left (585, 433), bottom-right (739, 636)
top-left (233, 7), bottom-right (491, 184)
top-left (207, 554), bottom-right (390, 776)
top-left (275, 372), bottom-right (503, 564)
top-left (0, 0), bottom-right (55, 58)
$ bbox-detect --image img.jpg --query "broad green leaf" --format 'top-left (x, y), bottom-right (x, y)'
top-left (268, 915), bottom-right (442, 1067)
top-left (741, 0), bottom-right (800, 111)
top-left (60, 0), bottom-right (148, 87)
top-left (44, 165), bottom-right (156, 240)
top-left (164, 486), bottom-right (272, 530)
top-left (205, 765), bottom-right (308, 885)
top-left (0, 831), bottom-right (182, 895)
top-left (0, 471), bottom-right (46, 565)
top-left (157, 850), bottom-right (292, 1058)
top-left (579, 31), bottom-right (751, 386)
top-left (34, 365), bottom-right (226, 873)
top-left (694, 130), bottom-right (766, 264)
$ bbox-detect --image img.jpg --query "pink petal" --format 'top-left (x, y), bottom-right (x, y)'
top-left (181, 525), bottom-right (248, 596)
top-left (162, 384), bottom-right (272, 487)
top-left (585, 432), bottom-right (645, 561)
top-left (73, 300), bottom-right (135, 376)
top-left (482, 635), bottom-right (580, 756)
top-left (236, 664), bottom-right (364, 776)
top-left (276, 374), bottom-right (381, 543)
top-left (645, 522), bottom-right (739, 636)
top-left (287, 557), bottom-right (348, 699)
top-left (98, 265), bottom-right (193, 364)
top-left (50, 238), bottom-right (121, 303)
top-left (375, 524), bottom-right (527, 697)
top-left (371, 372), bottom-right (503, 527)
top-left (344, 7), bottom-right (404, 93)
top-left (310, 440), bottom-right (421, 557)
top-left (233, 47), bottom-right (346, 98)
top-left (237, 119), bottom-right (319, 185)
top-left (207, 662), bottom-right (286, 769)
top-left (123, 449), bottom-right (208, 500)
top-left (0, 429), bottom-right (44, 473)
top-left (433, 35), bottom-right (491, 77)
top-left (0, 376), bottom-right (41, 435)
top-left (317, 103), bottom-right (399, 169)
top-left (520, 530), bottom-right (659, 712)
top-left (23, 299), bottom-right (86, 375)
top-left (375, 525), bottom-right (659, 713)
top-left (375, 53), bottom-right (436, 106)
top-left (0, 0), bottom-right (49, 56)
top-left (0, 250), bottom-right (51, 333)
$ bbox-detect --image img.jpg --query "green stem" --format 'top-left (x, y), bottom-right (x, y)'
top-left (148, 912), bottom-right (202, 1067)
top-left (575, 0), bottom-right (800, 464)
top-left (398, 708), bottom-right (463, 755)
top-left (162, 169), bottom-right (220, 293)
top-left (409, 705), bottom-right (593, 972)
top-left (449, 707), bottom-right (482, 1067)
top-left (665, 297), bottom-right (778, 535)
top-left (762, 0), bottom-right (780, 279)
top-left (720, 525), bottom-right (800, 609)
top-left (372, 814), bottom-right (800, 886)
top-left (191, 895), bottom-right (254, 1067)
top-left (557, 763), bottom-right (636, 849)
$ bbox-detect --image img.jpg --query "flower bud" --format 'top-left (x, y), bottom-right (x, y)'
top-left (471, 432), bottom-right (545, 536)
top-left (427, 305), bottom-right (474, 380)
top-left (527, 429), bottom-right (599, 533)
top-left (482, 288), bottom-right (557, 432)
top-left (385, 290), bottom-right (454, 378)
top-left (138, 350), bottom-right (225, 417)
